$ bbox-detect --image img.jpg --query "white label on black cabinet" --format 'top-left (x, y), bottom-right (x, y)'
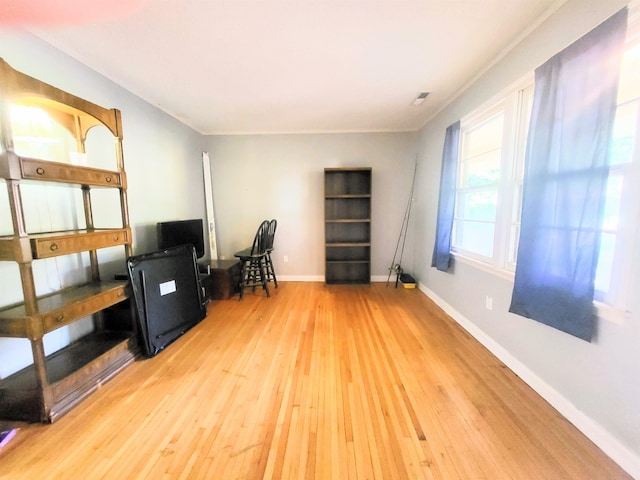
top-left (159, 280), bottom-right (177, 296)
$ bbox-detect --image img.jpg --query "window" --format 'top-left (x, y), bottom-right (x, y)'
top-left (454, 106), bottom-right (503, 259)
top-left (452, 81), bottom-right (533, 271)
top-left (452, 11), bottom-right (640, 312)
top-left (594, 34), bottom-right (640, 306)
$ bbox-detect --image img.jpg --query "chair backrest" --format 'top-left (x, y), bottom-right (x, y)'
top-left (250, 220), bottom-right (270, 255)
top-left (266, 219), bottom-right (277, 251)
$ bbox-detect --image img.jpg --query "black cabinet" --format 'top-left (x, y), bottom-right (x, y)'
top-left (201, 260), bottom-right (242, 300)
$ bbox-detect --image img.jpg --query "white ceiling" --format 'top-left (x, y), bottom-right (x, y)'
top-left (29, 0), bottom-right (561, 135)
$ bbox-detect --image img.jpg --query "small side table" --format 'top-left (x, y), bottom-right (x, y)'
top-left (202, 259), bottom-right (241, 300)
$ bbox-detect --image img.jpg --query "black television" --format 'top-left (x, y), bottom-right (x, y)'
top-left (157, 219), bottom-right (205, 259)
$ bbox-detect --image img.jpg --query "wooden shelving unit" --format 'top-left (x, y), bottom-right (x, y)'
top-left (324, 168), bottom-right (372, 285)
top-left (0, 58), bottom-right (137, 423)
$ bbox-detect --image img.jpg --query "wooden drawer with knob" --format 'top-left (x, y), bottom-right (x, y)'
top-left (42, 283), bottom-right (129, 333)
top-left (30, 228), bottom-right (130, 259)
top-left (20, 158), bottom-right (123, 187)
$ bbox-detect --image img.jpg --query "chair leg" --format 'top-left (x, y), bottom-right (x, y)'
top-left (259, 257), bottom-right (270, 298)
top-left (251, 259), bottom-right (259, 292)
top-left (238, 256), bottom-right (270, 299)
top-left (247, 260), bottom-right (256, 292)
top-left (238, 260), bottom-right (247, 300)
top-left (267, 252), bottom-right (277, 288)
top-left (262, 253), bottom-right (277, 288)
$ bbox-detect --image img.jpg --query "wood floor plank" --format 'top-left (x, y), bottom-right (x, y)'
top-left (0, 282), bottom-right (632, 479)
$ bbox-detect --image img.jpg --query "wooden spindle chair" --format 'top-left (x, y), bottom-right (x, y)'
top-left (263, 219), bottom-right (278, 288)
top-left (234, 220), bottom-right (270, 299)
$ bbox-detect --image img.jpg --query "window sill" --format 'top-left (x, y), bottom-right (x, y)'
top-left (450, 252), bottom-right (629, 324)
top-left (451, 252), bottom-right (515, 282)
top-left (594, 301), bottom-right (630, 325)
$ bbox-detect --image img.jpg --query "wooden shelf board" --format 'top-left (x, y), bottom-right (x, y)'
top-left (26, 228), bottom-right (127, 240)
top-left (0, 330), bottom-right (136, 422)
top-left (0, 281), bottom-right (129, 323)
top-left (0, 331), bottom-right (133, 391)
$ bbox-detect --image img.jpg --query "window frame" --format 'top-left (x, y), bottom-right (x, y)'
top-left (451, 75), bottom-right (533, 273)
top-left (452, 100), bottom-right (505, 264)
top-left (598, 98), bottom-right (640, 310)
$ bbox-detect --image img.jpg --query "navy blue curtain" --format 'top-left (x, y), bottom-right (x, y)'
top-left (431, 121), bottom-right (460, 272)
top-left (509, 8), bottom-right (628, 341)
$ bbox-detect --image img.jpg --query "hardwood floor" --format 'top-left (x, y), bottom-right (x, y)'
top-left (0, 282), bottom-right (631, 479)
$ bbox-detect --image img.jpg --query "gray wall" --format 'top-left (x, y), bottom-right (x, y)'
top-left (0, 31), bottom-right (206, 377)
top-left (204, 132), bottom-right (419, 281)
top-left (411, 0), bottom-right (640, 477)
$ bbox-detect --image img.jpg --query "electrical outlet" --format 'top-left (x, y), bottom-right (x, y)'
top-left (485, 296), bottom-right (493, 311)
top-left (283, 255), bottom-right (289, 263)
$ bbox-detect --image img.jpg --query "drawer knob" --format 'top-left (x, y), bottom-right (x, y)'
top-left (49, 243), bottom-right (59, 251)
top-left (105, 176), bottom-right (112, 183)
top-left (113, 235), bottom-right (119, 241)
top-left (56, 315), bottom-right (64, 323)
top-left (36, 167), bottom-right (45, 175)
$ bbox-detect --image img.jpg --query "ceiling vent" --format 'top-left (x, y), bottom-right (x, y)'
top-left (412, 92), bottom-right (430, 106)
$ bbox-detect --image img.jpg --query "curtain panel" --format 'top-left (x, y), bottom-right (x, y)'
top-left (509, 8), bottom-right (628, 341)
top-left (431, 121), bottom-right (461, 272)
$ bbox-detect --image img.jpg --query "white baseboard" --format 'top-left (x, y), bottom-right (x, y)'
top-left (277, 275), bottom-right (400, 283)
top-left (419, 284), bottom-right (640, 480)
top-left (372, 275), bottom-right (393, 282)
top-left (277, 275), bottom-right (324, 282)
